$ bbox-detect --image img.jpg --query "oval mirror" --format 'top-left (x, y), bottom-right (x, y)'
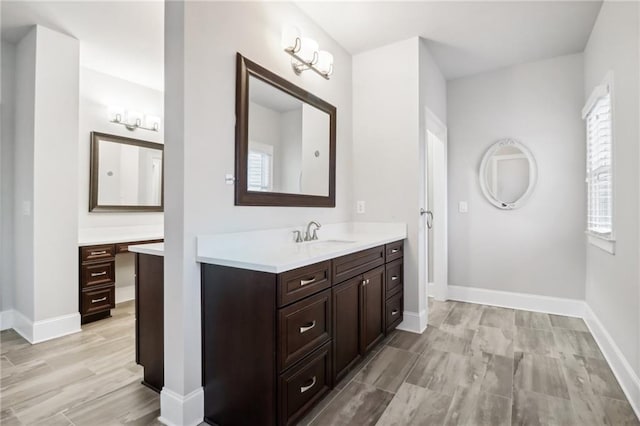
top-left (479, 139), bottom-right (537, 210)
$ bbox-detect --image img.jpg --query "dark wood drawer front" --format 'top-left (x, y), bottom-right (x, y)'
top-left (278, 261), bottom-right (331, 307)
top-left (386, 291), bottom-right (403, 333)
top-left (385, 241), bottom-right (404, 262)
top-left (279, 289), bottom-right (331, 372)
top-left (385, 260), bottom-right (403, 297)
top-left (82, 285), bottom-right (115, 315)
top-left (332, 246), bottom-right (384, 284)
top-left (279, 341), bottom-right (332, 426)
top-left (80, 244), bottom-right (115, 263)
top-left (116, 239), bottom-right (163, 254)
top-left (81, 262), bottom-right (115, 288)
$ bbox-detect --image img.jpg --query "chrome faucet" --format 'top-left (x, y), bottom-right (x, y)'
top-left (304, 221), bottom-right (322, 241)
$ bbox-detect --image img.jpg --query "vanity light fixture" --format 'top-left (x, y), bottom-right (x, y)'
top-left (108, 106), bottom-right (161, 132)
top-left (282, 26), bottom-right (334, 80)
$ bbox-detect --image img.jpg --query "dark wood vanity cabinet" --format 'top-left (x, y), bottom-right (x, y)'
top-left (201, 240), bottom-right (405, 426)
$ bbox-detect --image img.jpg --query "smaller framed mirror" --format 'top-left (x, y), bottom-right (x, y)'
top-left (89, 132), bottom-right (164, 212)
top-left (479, 139), bottom-right (537, 210)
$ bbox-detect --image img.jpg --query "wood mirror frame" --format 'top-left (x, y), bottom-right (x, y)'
top-left (235, 53), bottom-right (337, 207)
top-left (89, 132), bottom-right (164, 212)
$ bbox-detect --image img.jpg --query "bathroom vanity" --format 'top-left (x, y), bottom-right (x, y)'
top-left (198, 223), bottom-right (406, 425)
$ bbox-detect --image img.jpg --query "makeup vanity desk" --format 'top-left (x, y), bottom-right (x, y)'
top-left (78, 227), bottom-right (163, 324)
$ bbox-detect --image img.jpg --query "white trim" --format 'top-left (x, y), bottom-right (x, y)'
top-left (9, 311), bottom-right (81, 344)
top-left (396, 309), bottom-right (428, 334)
top-left (586, 233), bottom-right (616, 254)
top-left (582, 81), bottom-right (610, 118)
top-left (583, 305), bottom-right (640, 420)
top-left (159, 386), bottom-right (204, 426)
top-left (116, 285), bottom-right (136, 304)
top-left (0, 310), bottom-right (14, 331)
top-left (428, 282), bottom-right (448, 301)
top-left (447, 285), bottom-right (585, 317)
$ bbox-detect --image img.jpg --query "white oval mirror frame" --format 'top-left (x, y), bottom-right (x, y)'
top-left (479, 139), bottom-right (537, 210)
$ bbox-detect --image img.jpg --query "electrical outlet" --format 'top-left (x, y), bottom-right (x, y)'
top-left (458, 201), bottom-right (468, 213)
top-left (356, 201), bottom-right (366, 214)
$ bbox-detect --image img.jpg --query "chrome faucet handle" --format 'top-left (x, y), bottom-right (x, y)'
top-left (293, 230), bottom-right (304, 243)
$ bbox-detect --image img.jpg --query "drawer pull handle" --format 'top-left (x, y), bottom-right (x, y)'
top-left (300, 277), bottom-right (316, 286)
top-left (300, 376), bottom-right (317, 393)
top-left (299, 320), bottom-right (316, 334)
top-left (391, 248), bottom-right (400, 254)
top-left (91, 297), bottom-right (107, 303)
top-left (91, 250), bottom-right (107, 255)
top-left (392, 309), bottom-right (399, 316)
top-left (91, 271), bottom-right (107, 277)
top-left (391, 275), bottom-right (399, 281)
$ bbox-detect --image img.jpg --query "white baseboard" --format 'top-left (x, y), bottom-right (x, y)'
top-left (116, 285), bottom-right (135, 304)
top-left (10, 310), bottom-right (81, 344)
top-left (0, 310), bottom-right (14, 331)
top-left (396, 309), bottom-right (428, 334)
top-left (583, 305), bottom-right (640, 420)
top-left (447, 285), bottom-right (585, 317)
top-left (428, 282), bottom-right (448, 301)
top-left (159, 386), bottom-right (204, 426)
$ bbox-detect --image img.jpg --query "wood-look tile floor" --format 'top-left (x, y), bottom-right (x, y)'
top-left (0, 301), bottom-right (162, 425)
top-left (301, 299), bottom-right (640, 426)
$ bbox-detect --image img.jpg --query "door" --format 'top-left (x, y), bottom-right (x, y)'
top-left (332, 277), bottom-right (361, 382)
top-left (360, 266), bottom-right (385, 353)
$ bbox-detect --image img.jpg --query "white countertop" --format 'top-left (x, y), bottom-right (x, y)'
top-left (196, 222), bottom-right (407, 273)
top-left (78, 226), bottom-right (163, 246)
top-left (129, 242), bottom-right (164, 257)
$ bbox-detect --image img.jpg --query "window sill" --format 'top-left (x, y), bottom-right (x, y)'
top-left (586, 232), bottom-right (616, 255)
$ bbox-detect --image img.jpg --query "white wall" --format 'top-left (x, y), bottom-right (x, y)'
top-left (447, 54), bottom-right (586, 300)
top-left (79, 67), bottom-right (164, 229)
top-left (583, 1), bottom-right (640, 380)
top-left (164, 2), bottom-right (353, 422)
top-left (1, 41), bottom-right (16, 316)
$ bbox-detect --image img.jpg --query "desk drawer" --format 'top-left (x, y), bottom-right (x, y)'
top-left (332, 246), bottom-right (384, 284)
top-left (279, 341), bottom-right (332, 426)
top-left (385, 260), bottom-right (403, 297)
top-left (116, 239), bottom-right (163, 254)
top-left (80, 244), bottom-right (115, 263)
top-left (278, 289), bottom-right (331, 372)
top-left (278, 261), bottom-right (331, 307)
top-left (81, 262), bottom-right (115, 288)
top-left (81, 285), bottom-right (115, 315)
top-left (385, 241), bottom-right (404, 262)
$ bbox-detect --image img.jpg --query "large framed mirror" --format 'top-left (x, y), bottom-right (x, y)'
top-left (479, 139), bottom-right (537, 210)
top-left (235, 53), bottom-right (336, 207)
top-left (89, 132), bottom-right (164, 212)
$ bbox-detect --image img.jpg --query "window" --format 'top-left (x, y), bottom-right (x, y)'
top-left (247, 142), bottom-right (273, 192)
top-left (583, 73), bottom-right (615, 253)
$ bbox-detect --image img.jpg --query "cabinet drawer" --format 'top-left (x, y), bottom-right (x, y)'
top-left (385, 291), bottom-right (403, 333)
top-left (81, 285), bottom-right (115, 315)
top-left (385, 259), bottom-right (403, 297)
top-left (81, 262), bottom-right (115, 288)
top-left (116, 239), bottom-right (163, 254)
top-left (80, 244), bottom-right (115, 263)
top-left (332, 246), bottom-right (384, 284)
top-left (278, 289), bottom-right (331, 372)
top-left (278, 261), bottom-right (331, 307)
top-left (385, 241), bottom-right (404, 262)
top-left (279, 341), bottom-right (332, 426)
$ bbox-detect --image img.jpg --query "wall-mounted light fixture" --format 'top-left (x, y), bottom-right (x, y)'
top-left (282, 26), bottom-right (334, 80)
top-left (108, 106), bottom-right (161, 132)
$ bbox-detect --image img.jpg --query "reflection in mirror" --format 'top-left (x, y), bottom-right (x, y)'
top-left (90, 132), bottom-right (164, 212)
top-left (248, 76), bottom-right (330, 197)
top-left (479, 139), bottom-right (537, 210)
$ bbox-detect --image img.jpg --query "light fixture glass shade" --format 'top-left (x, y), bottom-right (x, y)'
top-left (126, 110), bottom-right (143, 126)
top-left (298, 37), bottom-right (319, 63)
top-left (108, 105), bottom-right (125, 122)
top-left (145, 115), bottom-right (161, 131)
top-left (281, 25), bottom-right (301, 51)
top-left (316, 51), bottom-right (334, 75)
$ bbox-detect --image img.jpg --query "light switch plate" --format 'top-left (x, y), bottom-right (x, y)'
top-left (459, 201), bottom-right (468, 213)
top-left (356, 201), bottom-right (366, 214)
top-left (225, 174), bottom-right (235, 185)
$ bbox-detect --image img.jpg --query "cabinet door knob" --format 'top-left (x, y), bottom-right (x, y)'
top-left (91, 250), bottom-right (107, 255)
top-left (300, 376), bottom-right (317, 393)
top-left (391, 275), bottom-right (399, 281)
top-left (91, 271), bottom-right (107, 277)
top-left (391, 309), bottom-right (399, 316)
top-left (300, 277), bottom-right (316, 286)
top-left (299, 320), bottom-right (316, 334)
top-left (391, 248), bottom-right (399, 254)
top-left (91, 297), bottom-right (107, 303)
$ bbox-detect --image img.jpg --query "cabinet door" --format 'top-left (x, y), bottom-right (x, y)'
top-left (332, 276), bottom-right (361, 383)
top-left (361, 266), bottom-right (385, 353)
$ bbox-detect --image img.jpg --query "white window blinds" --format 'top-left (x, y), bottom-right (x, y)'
top-left (584, 87), bottom-right (613, 237)
top-left (247, 150), bottom-right (272, 192)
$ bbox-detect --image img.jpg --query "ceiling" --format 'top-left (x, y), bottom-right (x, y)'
top-left (1, 1), bottom-right (164, 91)
top-left (296, 1), bottom-right (603, 80)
